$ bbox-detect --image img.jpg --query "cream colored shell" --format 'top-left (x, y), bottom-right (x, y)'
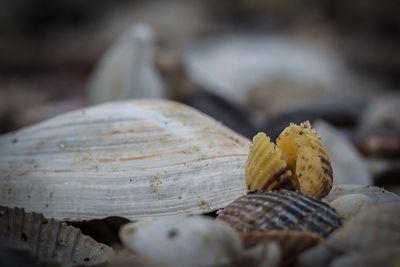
top-left (0, 100), bottom-right (249, 221)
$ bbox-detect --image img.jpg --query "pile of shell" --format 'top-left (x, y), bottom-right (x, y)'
top-left (0, 100), bottom-right (399, 267)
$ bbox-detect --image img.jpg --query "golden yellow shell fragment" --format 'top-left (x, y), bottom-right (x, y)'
top-left (245, 133), bottom-right (293, 191)
top-left (246, 121), bottom-right (333, 198)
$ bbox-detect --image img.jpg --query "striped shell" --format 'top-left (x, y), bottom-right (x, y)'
top-left (245, 121), bottom-right (333, 198)
top-left (0, 100), bottom-right (249, 221)
top-left (245, 133), bottom-right (293, 191)
top-left (217, 190), bottom-right (341, 237)
top-left (276, 121), bottom-right (333, 198)
top-left (0, 206), bottom-right (113, 266)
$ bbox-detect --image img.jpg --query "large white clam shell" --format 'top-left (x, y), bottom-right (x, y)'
top-left (0, 100), bottom-right (249, 221)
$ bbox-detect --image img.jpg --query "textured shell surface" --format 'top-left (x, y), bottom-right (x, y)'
top-left (217, 190), bottom-right (341, 237)
top-left (245, 121), bottom-right (333, 198)
top-left (0, 206), bottom-right (113, 266)
top-left (326, 202), bottom-right (400, 253)
top-left (324, 184), bottom-right (400, 203)
top-left (329, 193), bottom-right (373, 220)
top-left (245, 133), bottom-right (293, 191)
top-left (119, 216), bottom-right (243, 267)
top-left (0, 100), bottom-right (250, 221)
top-left (276, 121), bottom-right (333, 198)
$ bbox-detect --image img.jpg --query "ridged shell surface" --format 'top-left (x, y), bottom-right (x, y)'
top-left (0, 206), bottom-right (113, 266)
top-left (245, 122), bottom-right (333, 198)
top-left (329, 194), bottom-right (373, 220)
top-left (324, 184), bottom-right (400, 203)
top-left (217, 190), bottom-right (341, 237)
top-left (0, 100), bottom-right (250, 220)
top-left (276, 121), bottom-right (333, 198)
top-left (326, 202), bottom-right (400, 252)
top-left (245, 133), bottom-right (293, 191)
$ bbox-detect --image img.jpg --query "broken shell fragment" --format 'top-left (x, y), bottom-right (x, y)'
top-left (276, 121), bottom-right (333, 198)
top-left (245, 121), bottom-right (333, 198)
top-left (217, 190), bottom-right (341, 237)
top-left (0, 100), bottom-right (249, 221)
top-left (0, 206), bottom-right (113, 266)
top-left (120, 216), bottom-right (243, 267)
top-left (245, 132), bottom-right (293, 191)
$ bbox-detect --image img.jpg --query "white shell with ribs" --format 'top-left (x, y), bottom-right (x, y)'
top-left (0, 100), bottom-right (249, 221)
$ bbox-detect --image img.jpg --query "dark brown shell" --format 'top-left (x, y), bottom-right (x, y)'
top-left (241, 231), bottom-right (320, 267)
top-left (217, 190), bottom-right (341, 237)
top-left (0, 206), bottom-right (114, 266)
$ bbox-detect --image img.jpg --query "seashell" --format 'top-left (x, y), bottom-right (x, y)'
top-left (185, 35), bottom-right (344, 108)
top-left (276, 121), bottom-right (333, 198)
top-left (87, 23), bottom-right (166, 104)
top-left (217, 190), bottom-right (341, 237)
top-left (240, 231), bottom-right (320, 267)
top-left (325, 202), bottom-right (400, 253)
top-left (245, 121), bottom-right (333, 198)
top-left (119, 216), bottom-right (243, 267)
top-left (324, 184), bottom-right (400, 203)
top-left (314, 121), bottom-right (372, 185)
top-left (329, 194), bottom-right (373, 220)
top-left (0, 100), bottom-right (250, 221)
top-left (245, 132), bottom-right (293, 191)
top-left (330, 247), bottom-right (400, 267)
top-left (0, 206), bottom-right (113, 266)
top-left (299, 203), bottom-right (400, 267)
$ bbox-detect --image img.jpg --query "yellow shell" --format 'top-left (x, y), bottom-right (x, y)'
top-left (245, 133), bottom-right (293, 191)
top-left (246, 121), bottom-right (333, 198)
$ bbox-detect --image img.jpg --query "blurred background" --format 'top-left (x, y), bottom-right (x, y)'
top-left (0, 0), bottom-right (399, 190)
